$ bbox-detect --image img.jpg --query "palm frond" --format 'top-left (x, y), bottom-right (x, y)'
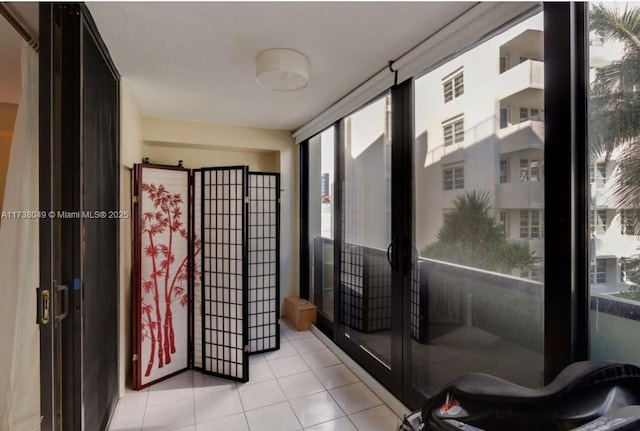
top-left (591, 4), bottom-right (640, 50)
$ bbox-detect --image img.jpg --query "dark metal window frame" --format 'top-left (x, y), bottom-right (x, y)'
top-left (543, 2), bottom-right (590, 382)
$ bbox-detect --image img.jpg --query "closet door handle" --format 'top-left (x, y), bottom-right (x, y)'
top-left (55, 283), bottom-right (69, 322)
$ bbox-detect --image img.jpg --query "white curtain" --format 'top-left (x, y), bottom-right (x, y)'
top-left (0, 42), bottom-right (40, 431)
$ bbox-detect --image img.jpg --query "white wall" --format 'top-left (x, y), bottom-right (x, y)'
top-left (141, 117), bottom-right (299, 313)
top-left (0, 103), bottom-right (18, 217)
top-left (119, 80), bottom-right (144, 396)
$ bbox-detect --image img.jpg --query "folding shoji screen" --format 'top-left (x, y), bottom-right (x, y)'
top-left (134, 165), bottom-right (281, 387)
top-left (247, 172), bottom-right (281, 354)
top-left (133, 165), bottom-right (191, 389)
top-left (200, 166), bottom-right (249, 382)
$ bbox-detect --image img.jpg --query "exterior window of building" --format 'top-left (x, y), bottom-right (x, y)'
top-left (443, 70), bottom-right (464, 102)
top-left (589, 162), bottom-right (607, 188)
top-left (519, 107), bottom-right (541, 122)
top-left (520, 107), bottom-right (529, 122)
top-left (443, 164), bottom-right (464, 191)
top-left (620, 210), bottom-right (640, 235)
top-left (590, 259), bottom-right (607, 285)
top-left (443, 116), bottom-right (464, 147)
top-left (530, 108), bottom-right (540, 120)
top-left (499, 159), bottom-right (509, 183)
top-left (590, 209), bottom-right (607, 235)
top-left (499, 107), bottom-right (509, 128)
top-left (520, 159), bottom-right (542, 182)
top-left (520, 209), bottom-right (543, 239)
top-left (499, 56), bottom-right (508, 73)
top-left (499, 211), bottom-right (507, 237)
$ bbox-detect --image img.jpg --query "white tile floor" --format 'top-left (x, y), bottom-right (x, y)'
top-left (108, 320), bottom-right (403, 431)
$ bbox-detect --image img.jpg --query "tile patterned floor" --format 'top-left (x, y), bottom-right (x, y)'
top-left (108, 320), bottom-right (402, 431)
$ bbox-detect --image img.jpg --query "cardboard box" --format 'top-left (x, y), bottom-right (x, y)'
top-left (284, 297), bottom-right (317, 331)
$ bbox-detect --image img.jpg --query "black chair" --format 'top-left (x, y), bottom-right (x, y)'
top-left (403, 361), bottom-right (640, 431)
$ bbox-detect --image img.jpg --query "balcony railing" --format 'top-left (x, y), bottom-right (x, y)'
top-left (313, 238), bottom-right (640, 365)
top-left (496, 181), bottom-right (544, 209)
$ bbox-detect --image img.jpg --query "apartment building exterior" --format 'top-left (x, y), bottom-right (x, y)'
top-left (413, 13), bottom-right (545, 281)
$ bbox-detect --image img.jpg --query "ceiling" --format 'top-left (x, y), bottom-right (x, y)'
top-left (87, 2), bottom-right (476, 131)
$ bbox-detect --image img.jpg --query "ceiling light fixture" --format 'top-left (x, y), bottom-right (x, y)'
top-left (256, 48), bottom-right (309, 92)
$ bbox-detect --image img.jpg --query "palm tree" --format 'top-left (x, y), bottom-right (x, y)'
top-left (589, 4), bottom-right (640, 217)
top-left (420, 190), bottom-right (539, 275)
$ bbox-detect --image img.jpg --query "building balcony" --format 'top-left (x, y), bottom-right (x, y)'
top-left (499, 59), bottom-right (544, 107)
top-left (593, 229), bottom-right (640, 260)
top-left (499, 29), bottom-right (543, 67)
top-left (590, 183), bottom-right (615, 208)
top-left (497, 120), bottom-right (543, 154)
top-left (497, 181), bottom-right (544, 209)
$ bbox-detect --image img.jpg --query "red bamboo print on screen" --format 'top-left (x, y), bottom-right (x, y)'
top-left (138, 168), bottom-right (194, 384)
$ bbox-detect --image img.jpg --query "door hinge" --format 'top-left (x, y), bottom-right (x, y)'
top-left (132, 354), bottom-right (138, 362)
top-left (244, 345), bottom-right (250, 353)
top-left (132, 195), bottom-right (138, 204)
top-left (245, 196), bottom-right (250, 204)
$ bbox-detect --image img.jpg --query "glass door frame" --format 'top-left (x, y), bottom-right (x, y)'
top-left (332, 84), bottom-right (414, 401)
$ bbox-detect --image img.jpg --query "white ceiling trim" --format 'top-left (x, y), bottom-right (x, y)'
top-left (292, 2), bottom-right (540, 144)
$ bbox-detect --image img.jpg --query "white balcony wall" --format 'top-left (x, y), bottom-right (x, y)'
top-left (497, 182), bottom-right (544, 209)
top-left (498, 120), bottom-right (544, 154)
top-left (498, 60), bottom-right (544, 106)
top-left (594, 222), bottom-right (640, 260)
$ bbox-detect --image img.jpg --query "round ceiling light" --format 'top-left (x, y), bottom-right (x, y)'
top-left (256, 48), bottom-right (309, 92)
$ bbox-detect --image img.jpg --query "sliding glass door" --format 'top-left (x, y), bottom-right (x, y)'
top-left (335, 93), bottom-right (400, 390)
top-left (409, 9), bottom-right (545, 401)
top-left (301, 2), bottom-right (600, 410)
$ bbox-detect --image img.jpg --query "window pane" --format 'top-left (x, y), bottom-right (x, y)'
top-left (520, 159), bottom-right (530, 181)
top-left (520, 107), bottom-right (529, 122)
top-left (308, 127), bottom-right (335, 321)
top-left (454, 73), bottom-right (464, 97)
top-left (454, 119), bottom-right (465, 143)
top-left (443, 123), bottom-right (453, 146)
top-left (500, 159), bottom-right (508, 183)
top-left (443, 81), bottom-right (453, 102)
top-left (340, 94), bottom-right (392, 368)
top-left (589, 2), bottom-right (640, 365)
top-left (413, 10), bottom-right (544, 398)
top-left (500, 108), bottom-right (509, 129)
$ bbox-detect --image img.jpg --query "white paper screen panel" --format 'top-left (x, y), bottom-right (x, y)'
top-left (200, 166), bottom-right (249, 382)
top-left (248, 172), bottom-right (280, 354)
top-left (134, 165), bottom-right (190, 389)
top-left (193, 170), bottom-right (203, 369)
